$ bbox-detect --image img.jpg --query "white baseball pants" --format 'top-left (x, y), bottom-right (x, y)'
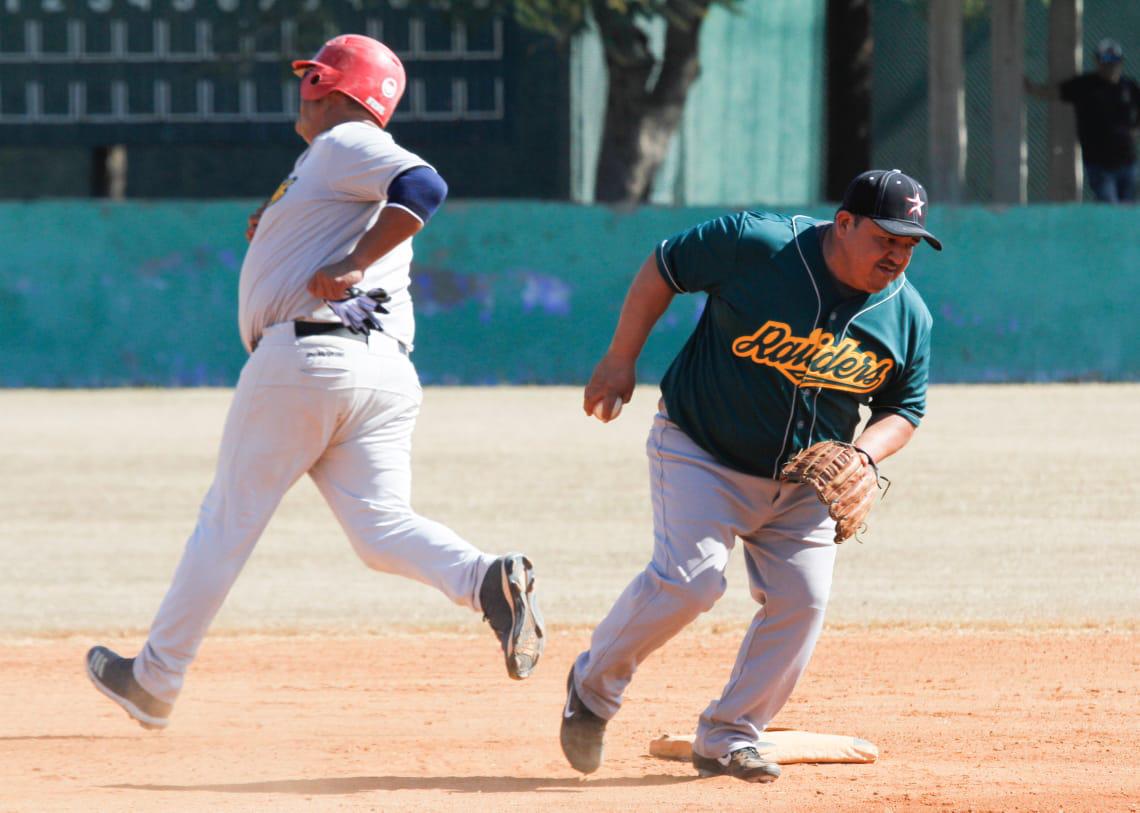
top-left (572, 406), bottom-right (838, 760)
top-left (135, 323), bottom-right (496, 703)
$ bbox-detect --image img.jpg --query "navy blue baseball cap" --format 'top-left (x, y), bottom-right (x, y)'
top-left (1095, 38), bottom-right (1123, 64)
top-left (840, 168), bottom-right (943, 251)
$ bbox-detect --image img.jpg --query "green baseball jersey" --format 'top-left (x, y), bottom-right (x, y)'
top-left (654, 211), bottom-right (933, 479)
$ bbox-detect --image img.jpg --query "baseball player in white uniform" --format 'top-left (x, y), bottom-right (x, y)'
top-left (85, 34), bottom-right (544, 730)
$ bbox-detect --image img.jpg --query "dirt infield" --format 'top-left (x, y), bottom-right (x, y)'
top-left (2, 631), bottom-right (1136, 812)
top-left (1, 385), bottom-right (1138, 811)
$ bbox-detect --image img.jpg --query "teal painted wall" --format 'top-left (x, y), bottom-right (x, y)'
top-left (0, 202), bottom-right (1136, 386)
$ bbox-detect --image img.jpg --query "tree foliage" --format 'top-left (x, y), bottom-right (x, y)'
top-left (464, 0), bottom-right (737, 45)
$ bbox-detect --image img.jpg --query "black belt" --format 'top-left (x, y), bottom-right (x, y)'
top-left (251, 322), bottom-right (407, 354)
top-left (293, 321), bottom-right (368, 343)
top-left (293, 321), bottom-right (408, 355)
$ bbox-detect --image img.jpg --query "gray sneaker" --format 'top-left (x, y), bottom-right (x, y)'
top-left (560, 667), bottom-right (608, 774)
top-left (480, 554), bottom-right (544, 680)
top-left (85, 645), bottom-right (171, 730)
top-left (692, 746), bottom-right (781, 783)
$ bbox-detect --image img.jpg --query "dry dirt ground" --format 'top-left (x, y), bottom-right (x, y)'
top-left (1, 385), bottom-right (1137, 812)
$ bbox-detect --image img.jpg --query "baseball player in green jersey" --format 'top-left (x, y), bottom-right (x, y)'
top-left (561, 169), bottom-right (940, 782)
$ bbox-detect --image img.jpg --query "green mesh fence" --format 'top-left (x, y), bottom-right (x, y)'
top-left (871, 0), bottom-right (1140, 202)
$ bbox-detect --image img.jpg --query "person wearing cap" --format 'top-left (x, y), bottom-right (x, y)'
top-left (83, 34), bottom-right (545, 733)
top-left (1026, 38), bottom-right (1140, 203)
top-left (560, 169), bottom-right (938, 783)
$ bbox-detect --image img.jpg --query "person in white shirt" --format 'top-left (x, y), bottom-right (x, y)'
top-left (85, 34), bottom-right (544, 731)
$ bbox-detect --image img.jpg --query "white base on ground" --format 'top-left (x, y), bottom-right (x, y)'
top-left (649, 729), bottom-right (879, 765)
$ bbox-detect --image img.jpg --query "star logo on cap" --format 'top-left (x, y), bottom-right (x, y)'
top-left (905, 193), bottom-right (925, 218)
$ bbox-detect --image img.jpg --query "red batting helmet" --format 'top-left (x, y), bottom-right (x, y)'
top-left (292, 34), bottom-right (406, 128)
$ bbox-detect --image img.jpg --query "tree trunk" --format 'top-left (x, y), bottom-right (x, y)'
top-left (825, 0), bottom-right (873, 200)
top-left (592, 2), bottom-right (708, 204)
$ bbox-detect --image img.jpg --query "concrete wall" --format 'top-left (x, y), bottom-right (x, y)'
top-left (1, 201), bottom-right (1136, 386)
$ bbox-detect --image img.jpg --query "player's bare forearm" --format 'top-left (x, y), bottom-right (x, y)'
top-left (609, 254), bottom-right (676, 361)
top-left (853, 412), bottom-right (917, 464)
top-left (583, 254), bottom-right (675, 417)
top-left (307, 206), bottom-right (423, 300)
top-left (349, 205), bottom-right (423, 268)
top-left (1023, 77), bottom-right (1059, 101)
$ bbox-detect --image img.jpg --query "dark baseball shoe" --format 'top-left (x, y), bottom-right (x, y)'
top-left (692, 746), bottom-right (781, 783)
top-left (85, 645), bottom-right (171, 730)
top-left (560, 667), bottom-right (608, 774)
top-left (480, 554), bottom-right (544, 680)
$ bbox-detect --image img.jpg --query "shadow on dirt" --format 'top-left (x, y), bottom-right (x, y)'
top-left (107, 774), bottom-right (702, 794)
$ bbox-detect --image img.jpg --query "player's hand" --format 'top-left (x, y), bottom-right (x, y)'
top-left (245, 203), bottom-right (266, 242)
top-left (308, 258), bottom-right (365, 300)
top-left (583, 352), bottom-right (635, 422)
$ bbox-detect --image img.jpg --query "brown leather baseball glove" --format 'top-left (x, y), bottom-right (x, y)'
top-left (780, 441), bottom-right (887, 543)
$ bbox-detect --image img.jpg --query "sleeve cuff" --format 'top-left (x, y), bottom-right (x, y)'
top-left (870, 405), bottom-right (924, 428)
top-left (384, 202), bottom-right (425, 225)
top-left (655, 240), bottom-right (685, 293)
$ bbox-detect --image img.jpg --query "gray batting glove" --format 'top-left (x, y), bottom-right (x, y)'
top-left (326, 287), bottom-right (391, 336)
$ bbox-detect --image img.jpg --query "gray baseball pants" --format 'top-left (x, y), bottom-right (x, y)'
top-left (134, 324), bottom-right (496, 704)
top-left (572, 406), bottom-right (837, 761)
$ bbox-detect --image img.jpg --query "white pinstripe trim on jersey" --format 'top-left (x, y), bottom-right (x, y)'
top-left (656, 239), bottom-right (685, 293)
top-left (384, 202), bottom-right (425, 225)
top-left (773, 215), bottom-right (825, 479)
top-left (807, 381), bottom-right (823, 445)
top-left (804, 274), bottom-right (908, 445)
top-left (839, 278), bottom-right (907, 337)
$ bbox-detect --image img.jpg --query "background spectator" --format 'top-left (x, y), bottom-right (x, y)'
top-left (1026, 38), bottom-right (1140, 203)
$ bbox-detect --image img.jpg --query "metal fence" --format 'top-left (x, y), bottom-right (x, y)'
top-left (0, 3), bottom-right (568, 198)
top-left (0, 6), bottom-right (507, 138)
